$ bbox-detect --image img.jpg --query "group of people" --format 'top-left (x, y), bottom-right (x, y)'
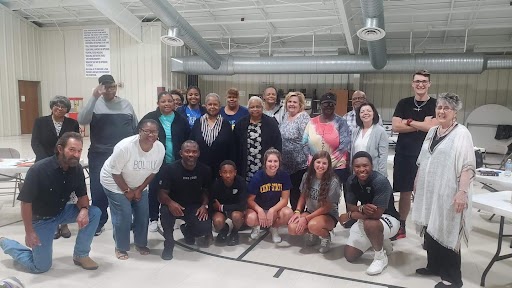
top-left (0, 70), bottom-right (475, 288)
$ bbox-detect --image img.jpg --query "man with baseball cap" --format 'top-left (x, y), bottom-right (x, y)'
top-left (78, 74), bottom-right (138, 236)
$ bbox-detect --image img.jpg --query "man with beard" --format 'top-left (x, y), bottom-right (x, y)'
top-left (158, 140), bottom-right (212, 260)
top-left (0, 132), bottom-right (101, 273)
top-left (343, 90), bottom-right (383, 133)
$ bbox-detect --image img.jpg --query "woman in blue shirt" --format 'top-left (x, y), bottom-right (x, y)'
top-left (176, 86), bottom-right (207, 128)
top-left (246, 148), bottom-right (293, 243)
top-left (140, 91), bottom-right (190, 232)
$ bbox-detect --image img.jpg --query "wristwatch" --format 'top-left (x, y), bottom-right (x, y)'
top-left (202, 204), bottom-right (209, 209)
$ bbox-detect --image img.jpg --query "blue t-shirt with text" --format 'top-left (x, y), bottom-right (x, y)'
top-left (248, 169), bottom-right (291, 210)
top-left (220, 106), bottom-right (249, 129)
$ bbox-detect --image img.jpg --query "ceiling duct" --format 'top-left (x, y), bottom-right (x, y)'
top-left (161, 28), bottom-right (184, 47)
top-left (359, 0), bottom-right (387, 69)
top-left (140, 0), bottom-right (222, 69)
top-left (170, 53), bottom-right (512, 75)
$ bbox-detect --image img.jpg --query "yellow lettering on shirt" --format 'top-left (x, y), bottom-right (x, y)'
top-left (259, 183), bottom-right (282, 193)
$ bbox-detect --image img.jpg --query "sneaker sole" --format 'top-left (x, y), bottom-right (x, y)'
top-left (366, 266), bottom-right (387, 276)
top-left (73, 260), bottom-right (98, 270)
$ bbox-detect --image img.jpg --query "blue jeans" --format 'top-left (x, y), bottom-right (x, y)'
top-left (88, 151), bottom-right (112, 232)
top-left (104, 188), bottom-right (149, 251)
top-left (0, 204), bottom-right (100, 273)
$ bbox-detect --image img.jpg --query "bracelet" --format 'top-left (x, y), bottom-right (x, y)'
top-left (123, 188), bottom-right (130, 194)
top-left (80, 206), bottom-right (89, 210)
top-left (358, 205), bottom-right (364, 213)
top-left (347, 211), bottom-right (352, 220)
top-left (294, 210), bottom-right (301, 214)
top-left (406, 119), bottom-right (413, 126)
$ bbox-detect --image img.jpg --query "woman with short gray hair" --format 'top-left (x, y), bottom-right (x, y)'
top-left (412, 92), bottom-right (475, 288)
top-left (190, 92), bottom-right (234, 179)
top-left (31, 95), bottom-right (80, 239)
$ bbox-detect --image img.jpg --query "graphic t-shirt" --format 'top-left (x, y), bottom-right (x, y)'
top-left (185, 106), bottom-right (202, 128)
top-left (299, 172), bottom-right (341, 218)
top-left (220, 106), bottom-right (249, 130)
top-left (159, 113), bottom-right (175, 163)
top-left (100, 135), bottom-right (165, 193)
top-left (248, 169), bottom-right (291, 210)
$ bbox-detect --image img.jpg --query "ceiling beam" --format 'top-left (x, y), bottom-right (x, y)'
top-left (334, 0), bottom-right (356, 54)
top-left (86, 0), bottom-right (142, 42)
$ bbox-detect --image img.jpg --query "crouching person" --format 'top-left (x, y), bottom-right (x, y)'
top-left (210, 161), bottom-right (247, 246)
top-left (158, 141), bottom-right (213, 260)
top-left (340, 151), bottom-right (399, 275)
top-left (0, 132), bottom-right (100, 273)
top-left (287, 151), bottom-right (341, 253)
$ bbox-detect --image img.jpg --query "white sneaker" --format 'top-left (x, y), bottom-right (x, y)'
top-left (270, 227), bottom-right (282, 243)
top-left (250, 226), bottom-right (261, 240)
top-left (366, 250), bottom-right (388, 275)
top-left (304, 233), bottom-right (319, 246)
top-left (148, 220), bottom-right (159, 232)
top-left (383, 239), bottom-right (393, 255)
top-left (318, 235), bottom-right (331, 253)
top-left (1, 277), bottom-right (25, 288)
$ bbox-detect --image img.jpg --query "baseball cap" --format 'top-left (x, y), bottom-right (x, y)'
top-left (98, 74), bottom-right (115, 85)
top-left (320, 93), bottom-right (337, 103)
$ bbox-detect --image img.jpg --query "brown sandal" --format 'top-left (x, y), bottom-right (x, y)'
top-left (135, 246), bottom-right (150, 255)
top-left (115, 249), bottom-right (129, 260)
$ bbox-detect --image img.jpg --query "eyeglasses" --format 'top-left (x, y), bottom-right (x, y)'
top-left (435, 106), bottom-right (453, 112)
top-left (53, 104), bottom-right (67, 110)
top-left (321, 102), bottom-right (335, 107)
top-left (413, 80), bottom-right (430, 85)
top-left (140, 129), bottom-right (158, 136)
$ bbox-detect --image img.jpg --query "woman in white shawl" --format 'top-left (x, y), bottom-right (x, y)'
top-left (412, 93), bottom-right (475, 288)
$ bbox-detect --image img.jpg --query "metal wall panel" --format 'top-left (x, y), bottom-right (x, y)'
top-left (0, 7), bottom-right (41, 136)
top-left (361, 71), bottom-right (512, 122)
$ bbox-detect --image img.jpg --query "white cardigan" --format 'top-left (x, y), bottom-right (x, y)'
top-left (350, 124), bottom-right (389, 177)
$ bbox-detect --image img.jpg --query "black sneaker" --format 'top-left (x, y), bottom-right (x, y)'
top-left (161, 248), bottom-right (173, 260)
top-left (216, 224), bottom-right (229, 244)
top-left (227, 231), bottom-right (239, 246)
top-left (416, 268), bottom-right (439, 276)
top-left (342, 219), bottom-right (356, 229)
top-left (180, 224), bottom-right (195, 245)
top-left (198, 233), bottom-right (213, 248)
top-left (94, 227), bottom-right (105, 237)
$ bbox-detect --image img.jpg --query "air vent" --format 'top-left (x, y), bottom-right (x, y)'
top-left (161, 28), bottom-right (184, 47)
top-left (357, 17), bottom-right (386, 41)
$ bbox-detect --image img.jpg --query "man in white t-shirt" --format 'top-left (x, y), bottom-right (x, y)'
top-left (100, 119), bottom-right (165, 260)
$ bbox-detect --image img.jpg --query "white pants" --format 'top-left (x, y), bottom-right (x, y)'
top-left (346, 214), bottom-right (399, 252)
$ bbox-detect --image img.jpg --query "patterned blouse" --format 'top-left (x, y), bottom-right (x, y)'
top-left (279, 111), bottom-right (310, 174)
top-left (246, 122), bottom-right (263, 182)
top-left (303, 115), bottom-right (351, 170)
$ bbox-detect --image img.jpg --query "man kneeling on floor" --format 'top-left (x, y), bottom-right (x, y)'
top-left (340, 151), bottom-right (399, 275)
top-left (0, 132), bottom-right (100, 273)
top-left (158, 140), bottom-right (213, 260)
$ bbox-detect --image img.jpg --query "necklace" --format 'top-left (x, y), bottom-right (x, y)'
top-left (436, 122), bottom-right (456, 139)
top-left (413, 97), bottom-right (429, 111)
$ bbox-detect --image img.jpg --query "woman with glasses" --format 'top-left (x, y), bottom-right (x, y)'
top-left (190, 93), bottom-right (234, 180)
top-left (170, 89), bottom-right (184, 110)
top-left (350, 102), bottom-right (389, 176)
top-left (140, 91), bottom-right (190, 233)
top-left (100, 119), bottom-right (165, 260)
top-left (279, 92), bottom-right (310, 210)
top-left (412, 93), bottom-right (475, 288)
top-left (303, 92), bottom-right (351, 184)
top-left (31, 95), bottom-right (80, 239)
top-left (234, 96), bottom-right (282, 183)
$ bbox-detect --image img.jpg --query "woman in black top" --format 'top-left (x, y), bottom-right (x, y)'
top-left (31, 95), bottom-right (80, 240)
top-left (140, 91), bottom-right (191, 232)
top-left (233, 96), bottom-right (282, 183)
top-left (190, 93), bottom-right (234, 180)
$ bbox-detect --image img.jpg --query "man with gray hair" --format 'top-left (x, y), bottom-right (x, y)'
top-left (78, 74), bottom-right (138, 236)
top-left (343, 90), bottom-right (383, 133)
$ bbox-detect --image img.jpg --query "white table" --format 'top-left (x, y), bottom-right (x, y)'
top-left (0, 159), bottom-right (32, 178)
top-left (475, 168), bottom-right (512, 192)
top-left (473, 191), bottom-right (512, 286)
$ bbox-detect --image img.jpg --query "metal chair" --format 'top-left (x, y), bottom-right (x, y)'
top-left (0, 148), bottom-right (23, 207)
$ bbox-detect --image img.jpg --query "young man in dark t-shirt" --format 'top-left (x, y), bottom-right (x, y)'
top-left (158, 141), bottom-right (212, 260)
top-left (210, 160), bottom-right (247, 246)
top-left (340, 151), bottom-right (400, 276)
top-left (391, 69), bottom-right (438, 240)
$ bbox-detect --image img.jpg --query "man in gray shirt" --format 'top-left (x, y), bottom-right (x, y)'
top-left (78, 74), bottom-right (137, 235)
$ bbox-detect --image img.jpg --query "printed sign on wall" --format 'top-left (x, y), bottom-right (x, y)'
top-left (83, 28), bottom-right (111, 77)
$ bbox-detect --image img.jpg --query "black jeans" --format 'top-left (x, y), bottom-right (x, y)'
top-left (425, 231), bottom-right (462, 286)
top-left (88, 151), bottom-right (112, 231)
top-left (160, 204), bottom-right (212, 251)
top-left (148, 169), bottom-right (164, 222)
top-left (289, 169), bottom-right (307, 211)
